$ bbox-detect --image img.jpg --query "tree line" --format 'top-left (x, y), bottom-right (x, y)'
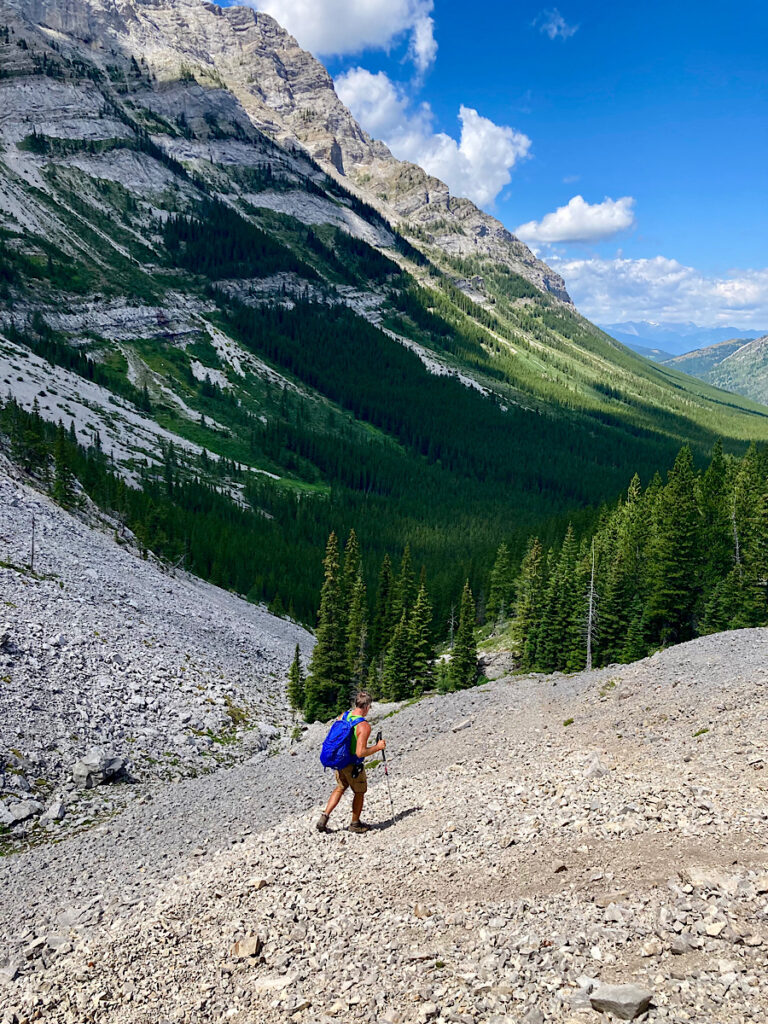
top-left (288, 530), bottom-right (480, 721)
top-left (500, 441), bottom-right (768, 673)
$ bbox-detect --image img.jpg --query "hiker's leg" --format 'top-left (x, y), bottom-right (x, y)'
top-left (351, 790), bottom-right (364, 822)
top-left (324, 783), bottom-right (346, 817)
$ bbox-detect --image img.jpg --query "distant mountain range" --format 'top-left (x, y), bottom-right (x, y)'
top-left (601, 321), bottom-right (768, 359)
top-left (664, 336), bottom-right (768, 406)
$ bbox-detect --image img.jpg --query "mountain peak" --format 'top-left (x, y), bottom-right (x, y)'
top-left (7, 0), bottom-right (570, 300)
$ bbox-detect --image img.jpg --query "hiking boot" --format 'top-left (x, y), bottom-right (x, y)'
top-left (316, 812), bottom-right (329, 833)
top-left (347, 820), bottom-right (372, 834)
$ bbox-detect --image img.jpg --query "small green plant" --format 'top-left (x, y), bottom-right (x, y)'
top-left (693, 727), bottom-right (709, 737)
top-left (563, 718), bottom-right (574, 727)
top-left (224, 695), bottom-right (249, 728)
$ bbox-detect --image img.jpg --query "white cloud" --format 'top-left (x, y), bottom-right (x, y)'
top-left (251, 0), bottom-right (437, 72)
top-left (535, 8), bottom-right (579, 40)
top-left (335, 68), bottom-right (531, 207)
top-left (515, 195), bottom-right (636, 244)
top-left (548, 254), bottom-right (768, 327)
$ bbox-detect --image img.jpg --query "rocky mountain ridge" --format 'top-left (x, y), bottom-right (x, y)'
top-left (5, 0), bottom-right (570, 301)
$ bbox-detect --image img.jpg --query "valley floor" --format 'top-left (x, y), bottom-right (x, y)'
top-left (2, 629), bottom-right (768, 1023)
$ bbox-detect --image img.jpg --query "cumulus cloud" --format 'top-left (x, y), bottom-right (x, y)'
top-left (535, 8), bottom-right (579, 40)
top-left (251, 0), bottom-right (437, 72)
top-left (548, 254), bottom-right (768, 327)
top-left (516, 195), bottom-right (636, 244)
top-left (335, 68), bottom-right (531, 207)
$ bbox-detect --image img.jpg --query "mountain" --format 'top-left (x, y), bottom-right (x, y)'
top-left (5, 0), bottom-right (570, 302)
top-left (3, 0), bottom-right (768, 626)
top-left (664, 335), bottom-right (768, 405)
top-left (601, 320), bottom-right (768, 357)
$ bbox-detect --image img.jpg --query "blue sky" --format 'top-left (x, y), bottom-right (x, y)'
top-left (248, 1), bottom-right (768, 327)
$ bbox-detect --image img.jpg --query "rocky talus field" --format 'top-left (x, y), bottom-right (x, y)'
top-left (0, 453), bottom-right (312, 839)
top-left (1, 468), bottom-right (768, 1023)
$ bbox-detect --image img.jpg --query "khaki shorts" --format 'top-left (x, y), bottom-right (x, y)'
top-left (335, 763), bottom-right (367, 794)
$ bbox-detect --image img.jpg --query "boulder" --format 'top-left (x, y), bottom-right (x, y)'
top-left (584, 754), bottom-right (607, 779)
top-left (72, 749), bottom-right (126, 789)
top-left (5, 800), bottom-right (44, 824)
top-left (41, 799), bottom-right (67, 822)
top-left (230, 935), bottom-right (263, 959)
top-left (590, 984), bottom-right (653, 1020)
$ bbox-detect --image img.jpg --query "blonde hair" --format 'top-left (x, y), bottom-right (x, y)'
top-left (354, 691), bottom-right (373, 710)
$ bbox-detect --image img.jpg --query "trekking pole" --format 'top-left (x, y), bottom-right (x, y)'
top-left (376, 730), bottom-right (395, 826)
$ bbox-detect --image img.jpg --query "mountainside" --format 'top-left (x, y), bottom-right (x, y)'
top-left (0, 452), bottom-right (312, 838)
top-left (664, 336), bottom-right (768, 405)
top-left (3, 624), bottom-right (768, 1022)
top-left (5, 0), bottom-right (571, 302)
top-left (3, 0), bottom-right (768, 624)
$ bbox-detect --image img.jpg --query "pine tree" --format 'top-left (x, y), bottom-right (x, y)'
top-left (645, 446), bottom-right (701, 645)
top-left (304, 532), bottom-right (348, 721)
top-left (514, 538), bottom-right (545, 669)
top-left (391, 544), bottom-right (417, 625)
top-left (341, 528), bottom-right (361, 606)
top-left (382, 612), bottom-right (412, 701)
top-left (536, 527), bottom-right (580, 671)
top-left (287, 644), bottom-right (305, 710)
top-left (448, 580), bottom-right (479, 690)
top-left (52, 422), bottom-right (76, 508)
top-left (371, 553), bottom-right (393, 659)
top-left (621, 595), bottom-right (648, 662)
top-left (487, 542), bottom-right (514, 627)
top-left (408, 581), bottom-right (434, 694)
top-left (345, 571), bottom-right (368, 692)
top-left (699, 439), bottom-right (732, 592)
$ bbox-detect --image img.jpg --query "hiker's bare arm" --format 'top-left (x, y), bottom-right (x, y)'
top-left (355, 721), bottom-right (385, 758)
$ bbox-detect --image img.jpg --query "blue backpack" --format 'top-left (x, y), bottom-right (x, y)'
top-left (320, 711), bottom-right (364, 770)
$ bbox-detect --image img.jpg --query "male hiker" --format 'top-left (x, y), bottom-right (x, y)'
top-left (316, 691), bottom-right (386, 834)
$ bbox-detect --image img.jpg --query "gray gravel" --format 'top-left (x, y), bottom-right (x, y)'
top-left (0, 454), bottom-right (312, 843)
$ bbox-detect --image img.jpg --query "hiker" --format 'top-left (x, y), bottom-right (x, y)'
top-left (316, 691), bottom-right (386, 834)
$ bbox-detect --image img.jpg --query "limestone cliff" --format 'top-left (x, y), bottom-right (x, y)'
top-left (5, 0), bottom-right (570, 301)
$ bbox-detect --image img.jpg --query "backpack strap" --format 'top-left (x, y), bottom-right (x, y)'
top-left (348, 713), bottom-right (365, 763)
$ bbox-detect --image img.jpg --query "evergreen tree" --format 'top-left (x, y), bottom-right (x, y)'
top-left (304, 532), bottom-right (348, 721)
top-left (698, 439), bottom-right (732, 593)
top-left (408, 581), bottom-right (434, 694)
top-left (345, 571), bottom-right (369, 692)
top-left (645, 446), bottom-right (701, 645)
top-left (514, 538), bottom-right (545, 669)
top-left (382, 612), bottom-right (412, 701)
top-left (341, 528), bottom-right (362, 606)
top-left (536, 527), bottom-right (580, 671)
top-left (391, 544), bottom-right (417, 625)
top-left (52, 422), bottom-right (76, 508)
top-left (487, 542), bottom-right (515, 627)
top-left (621, 596), bottom-right (648, 662)
top-left (371, 553), bottom-right (394, 659)
top-left (448, 580), bottom-right (479, 690)
top-left (287, 644), bottom-right (305, 710)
